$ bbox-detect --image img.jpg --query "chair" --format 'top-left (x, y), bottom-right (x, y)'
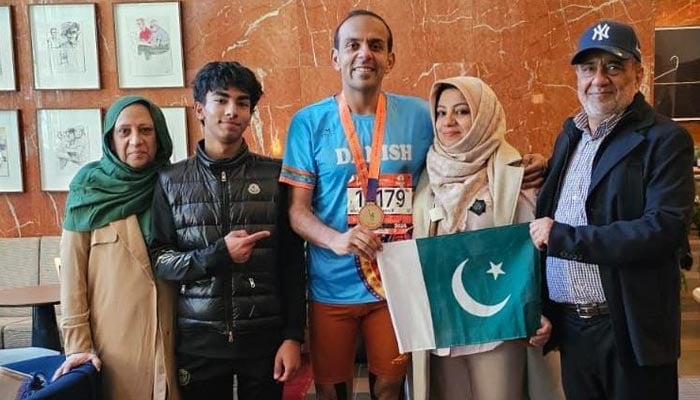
top-left (2, 355), bottom-right (100, 399)
top-left (1, 255), bottom-right (101, 399)
top-left (0, 347), bottom-right (59, 365)
top-left (0, 262), bottom-right (63, 365)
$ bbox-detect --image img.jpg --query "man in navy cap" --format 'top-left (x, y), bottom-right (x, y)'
top-left (529, 20), bottom-right (694, 399)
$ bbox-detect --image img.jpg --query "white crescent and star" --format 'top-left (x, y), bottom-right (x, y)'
top-left (486, 261), bottom-right (505, 280)
top-left (451, 259), bottom-right (511, 318)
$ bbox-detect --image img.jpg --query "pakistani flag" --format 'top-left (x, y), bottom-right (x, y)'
top-left (376, 223), bottom-right (541, 353)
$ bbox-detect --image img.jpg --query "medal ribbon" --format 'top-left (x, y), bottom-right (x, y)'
top-left (337, 92), bottom-right (386, 203)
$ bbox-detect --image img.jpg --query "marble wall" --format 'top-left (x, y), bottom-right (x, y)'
top-left (0, 0), bottom-right (661, 237)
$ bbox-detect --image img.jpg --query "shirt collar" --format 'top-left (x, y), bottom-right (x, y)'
top-left (573, 110), bottom-right (626, 141)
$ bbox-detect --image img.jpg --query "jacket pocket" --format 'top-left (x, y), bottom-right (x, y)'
top-left (90, 227), bottom-right (118, 246)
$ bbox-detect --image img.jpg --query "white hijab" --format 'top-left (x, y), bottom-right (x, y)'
top-left (426, 76), bottom-right (508, 234)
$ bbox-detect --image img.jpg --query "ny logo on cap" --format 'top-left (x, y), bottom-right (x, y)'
top-left (592, 23), bottom-right (610, 41)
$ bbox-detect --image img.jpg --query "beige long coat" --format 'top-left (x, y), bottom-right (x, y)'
top-left (60, 214), bottom-right (179, 400)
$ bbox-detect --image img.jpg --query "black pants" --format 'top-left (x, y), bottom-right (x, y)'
top-left (179, 355), bottom-right (282, 400)
top-left (557, 309), bottom-right (678, 400)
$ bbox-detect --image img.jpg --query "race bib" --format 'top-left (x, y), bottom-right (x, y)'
top-left (347, 173), bottom-right (413, 299)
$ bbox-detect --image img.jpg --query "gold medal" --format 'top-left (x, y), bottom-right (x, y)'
top-left (358, 202), bottom-right (384, 230)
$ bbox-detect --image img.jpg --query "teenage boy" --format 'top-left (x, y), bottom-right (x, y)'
top-left (150, 61), bottom-right (306, 400)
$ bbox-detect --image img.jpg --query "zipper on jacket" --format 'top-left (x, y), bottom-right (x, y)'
top-left (219, 169), bottom-right (234, 343)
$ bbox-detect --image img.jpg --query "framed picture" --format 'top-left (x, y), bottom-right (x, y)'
top-left (654, 26), bottom-right (700, 121)
top-left (28, 4), bottom-right (100, 90)
top-left (114, 2), bottom-right (184, 88)
top-left (0, 6), bottom-right (17, 91)
top-left (161, 107), bottom-right (188, 162)
top-left (0, 110), bottom-right (22, 192)
top-left (37, 109), bottom-right (102, 191)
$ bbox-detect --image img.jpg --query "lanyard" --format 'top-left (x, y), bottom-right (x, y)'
top-left (337, 91), bottom-right (387, 202)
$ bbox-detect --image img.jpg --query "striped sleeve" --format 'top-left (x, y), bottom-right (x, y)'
top-left (280, 165), bottom-right (315, 189)
top-left (280, 111), bottom-right (317, 189)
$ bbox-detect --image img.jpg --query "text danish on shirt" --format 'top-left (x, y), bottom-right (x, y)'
top-left (335, 144), bottom-right (413, 165)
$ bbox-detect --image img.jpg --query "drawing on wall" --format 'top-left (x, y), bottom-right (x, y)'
top-left (46, 22), bottom-right (86, 74)
top-left (114, 2), bottom-right (184, 88)
top-left (54, 126), bottom-right (89, 170)
top-left (0, 128), bottom-right (8, 177)
top-left (654, 26), bottom-right (700, 121)
top-left (38, 109), bottom-right (102, 191)
top-left (134, 17), bottom-right (171, 72)
top-left (29, 4), bottom-right (100, 90)
top-left (0, 110), bottom-right (22, 192)
top-left (0, 6), bottom-right (17, 91)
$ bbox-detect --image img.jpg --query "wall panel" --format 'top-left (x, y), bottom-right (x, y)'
top-left (0, 0), bottom-right (655, 237)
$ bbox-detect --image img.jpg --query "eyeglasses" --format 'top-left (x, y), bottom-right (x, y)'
top-left (575, 58), bottom-right (630, 78)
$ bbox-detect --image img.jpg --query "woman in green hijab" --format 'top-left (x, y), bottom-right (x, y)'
top-left (53, 96), bottom-right (180, 400)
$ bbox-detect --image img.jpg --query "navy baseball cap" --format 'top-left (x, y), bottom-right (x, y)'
top-left (571, 20), bottom-right (641, 64)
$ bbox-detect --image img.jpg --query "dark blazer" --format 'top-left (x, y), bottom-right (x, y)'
top-left (537, 93), bottom-right (694, 367)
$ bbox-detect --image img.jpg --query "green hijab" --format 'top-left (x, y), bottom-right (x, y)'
top-left (63, 96), bottom-right (173, 240)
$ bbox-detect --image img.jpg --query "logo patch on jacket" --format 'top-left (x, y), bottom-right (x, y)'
top-left (178, 368), bottom-right (191, 386)
top-left (248, 183), bottom-right (261, 195)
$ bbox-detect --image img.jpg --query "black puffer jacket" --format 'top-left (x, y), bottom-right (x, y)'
top-left (149, 140), bottom-right (305, 361)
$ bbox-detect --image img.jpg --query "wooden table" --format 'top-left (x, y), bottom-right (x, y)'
top-left (0, 284), bottom-right (61, 351)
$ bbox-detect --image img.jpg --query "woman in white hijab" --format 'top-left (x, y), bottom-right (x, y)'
top-left (411, 76), bottom-right (563, 400)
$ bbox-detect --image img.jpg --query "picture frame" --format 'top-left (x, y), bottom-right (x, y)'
top-left (114, 2), bottom-right (184, 88)
top-left (0, 6), bottom-right (17, 91)
top-left (0, 110), bottom-right (23, 192)
top-left (37, 109), bottom-right (102, 191)
top-left (28, 3), bottom-right (100, 90)
top-left (161, 107), bottom-right (189, 162)
top-left (654, 26), bottom-right (700, 121)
